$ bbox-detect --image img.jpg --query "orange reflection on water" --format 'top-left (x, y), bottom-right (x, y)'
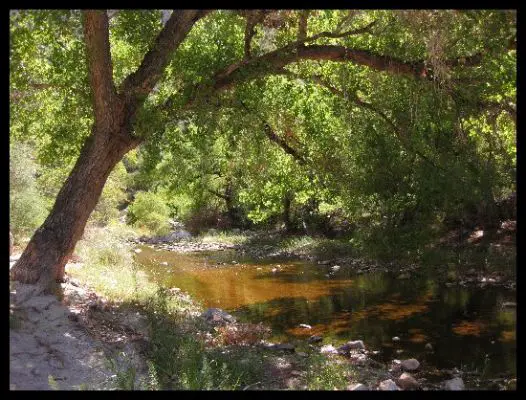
top-left (452, 320), bottom-right (488, 336)
top-left (498, 330), bottom-right (516, 342)
top-left (181, 266), bottom-right (355, 310)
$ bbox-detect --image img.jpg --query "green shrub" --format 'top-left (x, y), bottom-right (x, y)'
top-left (127, 191), bottom-right (171, 235)
top-left (90, 162), bottom-right (128, 226)
top-left (9, 141), bottom-right (48, 242)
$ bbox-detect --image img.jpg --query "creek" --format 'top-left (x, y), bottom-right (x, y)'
top-left (134, 245), bottom-right (516, 387)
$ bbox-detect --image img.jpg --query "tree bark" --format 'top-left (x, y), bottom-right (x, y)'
top-left (11, 127), bottom-right (139, 291)
top-left (10, 9), bottom-right (208, 294)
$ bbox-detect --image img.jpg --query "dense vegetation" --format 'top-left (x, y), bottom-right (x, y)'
top-left (10, 9), bottom-right (515, 283)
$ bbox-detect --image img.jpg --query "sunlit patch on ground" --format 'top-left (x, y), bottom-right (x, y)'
top-left (451, 320), bottom-right (488, 336)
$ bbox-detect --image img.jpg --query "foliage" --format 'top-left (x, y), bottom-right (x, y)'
top-left (9, 141), bottom-right (48, 242)
top-left (10, 9), bottom-right (516, 256)
top-left (71, 225), bottom-right (157, 303)
top-left (127, 191), bottom-right (171, 236)
top-left (90, 162), bottom-right (128, 226)
top-left (305, 354), bottom-right (355, 390)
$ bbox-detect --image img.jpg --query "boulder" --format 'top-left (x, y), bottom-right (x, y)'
top-left (337, 340), bottom-right (365, 353)
top-left (443, 377), bottom-right (465, 391)
top-left (347, 383), bottom-right (368, 391)
top-left (201, 308), bottom-right (236, 326)
top-left (396, 372), bottom-right (420, 390)
top-left (401, 358), bottom-right (420, 371)
top-left (308, 335), bottom-right (323, 344)
top-left (379, 379), bottom-right (400, 391)
top-left (274, 343), bottom-right (295, 352)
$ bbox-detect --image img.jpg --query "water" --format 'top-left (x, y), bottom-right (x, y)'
top-left (134, 245), bottom-right (516, 384)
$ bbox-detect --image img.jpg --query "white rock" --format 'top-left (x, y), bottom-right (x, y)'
top-left (401, 358), bottom-right (420, 371)
top-left (299, 324), bottom-right (312, 329)
top-left (379, 379), bottom-right (400, 391)
top-left (134, 248), bottom-right (142, 253)
top-left (320, 344), bottom-right (338, 354)
top-left (348, 383), bottom-right (368, 391)
top-left (331, 265), bottom-right (341, 272)
top-left (444, 377), bottom-right (465, 390)
top-left (392, 336), bottom-right (401, 342)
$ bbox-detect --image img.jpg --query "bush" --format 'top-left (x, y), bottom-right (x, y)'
top-left (127, 191), bottom-right (171, 235)
top-left (90, 162), bottom-right (128, 226)
top-left (9, 141), bottom-right (48, 242)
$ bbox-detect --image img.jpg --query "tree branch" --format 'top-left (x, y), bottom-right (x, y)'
top-left (120, 10), bottom-right (211, 106)
top-left (280, 69), bottom-right (447, 172)
top-left (298, 10), bottom-right (309, 42)
top-left (212, 44), bottom-right (424, 93)
top-left (238, 100), bottom-right (307, 165)
top-left (243, 10), bottom-right (268, 59)
top-left (82, 10), bottom-right (118, 129)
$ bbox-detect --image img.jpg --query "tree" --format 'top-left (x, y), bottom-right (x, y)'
top-left (10, 10), bottom-right (515, 292)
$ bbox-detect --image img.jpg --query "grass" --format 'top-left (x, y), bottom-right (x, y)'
top-left (68, 223), bottom-right (272, 390)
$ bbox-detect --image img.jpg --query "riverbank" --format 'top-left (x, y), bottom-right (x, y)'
top-left (133, 219), bottom-right (516, 289)
top-left (10, 221), bottom-right (516, 390)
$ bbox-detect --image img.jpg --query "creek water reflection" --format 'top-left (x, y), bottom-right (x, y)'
top-left (134, 245), bottom-right (516, 381)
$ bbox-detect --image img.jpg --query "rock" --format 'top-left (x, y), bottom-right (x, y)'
top-left (401, 358), bottom-right (420, 371)
top-left (349, 353), bottom-right (368, 364)
top-left (443, 377), bottom-right (465, 391)
top-left (308, 335), bottom-right (323, 344)
top-left (331, 265), bottom-right (341, 272)
top-left (274, 343), bottom-right (295, 352)
top-left (379, 379), bottom-right (400, 391)
top-left (396, 372), bottom-right (420, 390)
top-left (320, 344), bottom-right (338, 354)
top-left (338, 340), bottom-right (365, 353)
top-left (397, 273), bottom-right (410, 280)
top-left (167, 287), bottom-right (181, 295)
top-left (425, 343), bottom-right (433, 351)
top-left (298, 324), bottom-right (312, 329)
top-left (348, 383), bottom-right (368, 391)
top-left (392, 336), bottom-right (401, 342)
top-left (160, 262), bottom-right (168, 266)
top-left (390, 359), bottom-right (402, 373)
top-left (201, 308), bottom-right (236, 326)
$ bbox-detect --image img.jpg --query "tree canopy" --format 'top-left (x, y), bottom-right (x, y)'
top-left (10, 9), bottom-right (516, 288)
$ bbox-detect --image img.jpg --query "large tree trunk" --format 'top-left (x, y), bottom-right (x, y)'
top-left (10, 127), bottom-right (139, 292)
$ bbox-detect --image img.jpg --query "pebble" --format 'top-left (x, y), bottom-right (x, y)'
top-left (308, 335), bottom-right (323, 344)
top-left (396, 372), bottom-right (420, 390)
top-left (320, 344), bottom-right (338, 354)
top-left (443, 377), bottom-right (465, 391)
top-left (401, 358), bottom-right (420, 371)
top-left (379, 379), bottom-right (400, 391)
top-left (348, 383), bottom-right (368, 391)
